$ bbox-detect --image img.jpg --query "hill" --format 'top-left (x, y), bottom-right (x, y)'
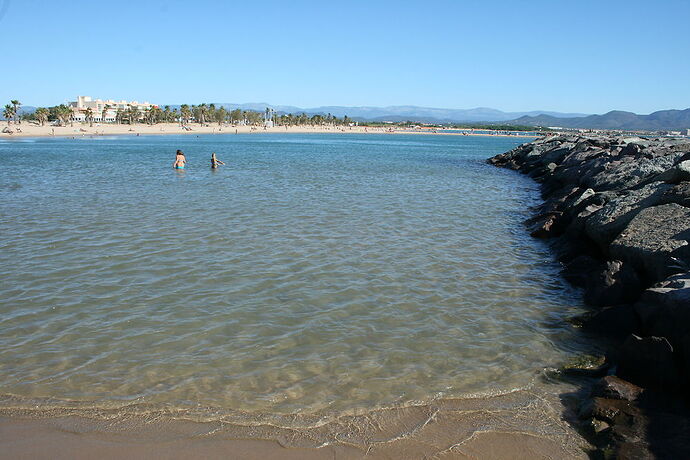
top-left (510, 109), bottom-right (690, 131)
top-left (166, 103), bottom-right (588, 123)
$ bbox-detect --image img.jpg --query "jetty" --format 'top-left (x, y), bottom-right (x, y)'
top-left (491, 135), bottom-right (690, 458)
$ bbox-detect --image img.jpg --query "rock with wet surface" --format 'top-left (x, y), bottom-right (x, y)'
top-left (593, 376), bottom-right (644, 402)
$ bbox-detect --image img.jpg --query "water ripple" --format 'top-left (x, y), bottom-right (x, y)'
top-left (0, 134), bottom-right (593, 417)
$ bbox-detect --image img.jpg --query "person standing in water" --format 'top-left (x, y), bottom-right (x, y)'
top-left (173, 150), bottom-right (186, 169)
top-left (211, 152), bottom-right (225, 169)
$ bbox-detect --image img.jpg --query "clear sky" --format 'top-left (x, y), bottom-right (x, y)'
top-left (2, 0), bottom-right (689, 114)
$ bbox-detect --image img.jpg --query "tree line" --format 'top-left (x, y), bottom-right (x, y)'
top-left (9, 100), bottom-right (357, 128)
top-left (5, 99), bottom-right (544, 132)
top-left (3, 100), bottom-right (22, 126)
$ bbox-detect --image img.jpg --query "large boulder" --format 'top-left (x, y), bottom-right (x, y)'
top-left (617, 334), bottom-right (679, 389)
top-left (582, 303), bottom-right (639, 339)
top-left (585, 151), bottom-right (684, 192)
top-left (609, 203), bottom-right (690, 283)
top-left (551, 148), bottom-right (610, 187)
top-left (660, 181), bottom-right (690, 207)
top-left (593, 376), bottom-right (644, 402)
top-left (584, 182), bottom-right (672, 250)
top-left (646, 160), bottom-right (690, 185)
top-left (526, 212), bottom-right (562, 238)
top-left (584, 260), bottom-right (642, 306)
top-left (583, 397), bottom-right (639, 425)
top-left (634, 272), bottom-right (690, 347)
top-left (562, 255), bottom-right (604, 287)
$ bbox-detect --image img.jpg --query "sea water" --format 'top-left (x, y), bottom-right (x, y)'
top-left (0, 133), bottom-right (593, 454)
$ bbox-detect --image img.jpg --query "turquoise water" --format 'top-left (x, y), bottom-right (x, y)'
top-left (0, 133), bottom-right (589, 418)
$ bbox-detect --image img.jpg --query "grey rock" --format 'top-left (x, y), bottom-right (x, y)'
top-left (621, 137), bottom-right (647, 145)
top-left (551, 148), bottom-right (609, 186)
top-left (583, 304), bottom-right (639, 338)
top-left (648, 159), bottom-right (690, 184)
top-left (584, 260), bottom-right (642, 306)
top-left (586, 152), bottom-right (683, 192)
top-left (562, 255), bottom-right (603, 287)
top-left (618, 334), bottom-right (678, 389)
top-left (660, 181), bottom-right (690, 207)
top-left (609, 203), bottom-right (690, 283)
top-left (586, 397), bottom-right (639, 425)
top-left (526, 212), bottom-right (563, 238)
top-left (585, 182), bottom-right (672, 249)
top-left (593, 376), bottom-right (644, 401)
top-left (591, 418), bottom-right (610, 434)
top-left (682, 334), bottom-right (690, 386)
top-left (634, 272), bottom-right (690, 347)
top-left (615, 440), bottom-right (654, 460)
top-left (570, 187), bottom-right (595, 207)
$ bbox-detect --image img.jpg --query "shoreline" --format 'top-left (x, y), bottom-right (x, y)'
top-left (0, 384), bottom-right (589, 459)
top-left (0, 415), bottom-right (581, 460)
top-left (0, 122), bottom-right (539, 140)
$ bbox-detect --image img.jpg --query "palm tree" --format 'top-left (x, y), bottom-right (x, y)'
top-left (180, 104), bottom-right (190, 126)
top-left (229, 109), bottom-right (241, 124)
top-left (208, 103), bottom-right (216, 124)
top-left (127, 106), bottom-right (139, 125)
top-left (101, 104), bottom-right (111, 123)
top-left (145, 106), bottom-right (154, 125)
top-left (198, 103), bottom-right (207, 125)
top-left (62, 105), bottom-right (73, 127)
top-left (54, 104), bottom-right (72, 127)
top-left (3, 105), bottom-right (14, 126)
top-left (10, 100), bottom-right (20, 124)
top-left (84, 107), bottom-right (94, 127)
top-left (216, 107), bottom-right (227, 126)
top-left (35, 107), bottom-right (49, 126)
top-left (146, 106), bottom-right (162, 125)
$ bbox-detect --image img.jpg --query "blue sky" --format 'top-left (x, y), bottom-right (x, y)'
top-left (2, 0), bottom-right (689, 114)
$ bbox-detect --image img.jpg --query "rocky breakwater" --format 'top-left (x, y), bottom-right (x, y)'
top-left (490, 135), bottom-right (690, 458)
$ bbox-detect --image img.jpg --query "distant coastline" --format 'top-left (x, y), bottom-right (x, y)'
top-left (0, 123), bottom-right (540, 139)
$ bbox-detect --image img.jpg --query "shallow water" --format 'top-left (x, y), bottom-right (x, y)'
top-left (0, 133), bottom-right (590, 425)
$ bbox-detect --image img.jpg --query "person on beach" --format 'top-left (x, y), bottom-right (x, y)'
top-left (211, 152), bottom-right (225, 169)
top-left (173, 149), bottom-right (186, 169)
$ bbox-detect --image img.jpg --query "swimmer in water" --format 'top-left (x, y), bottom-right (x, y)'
top-left (173, 150), bottom-right (186, 169)
top-left (211, 152), bottom-right (225, 169)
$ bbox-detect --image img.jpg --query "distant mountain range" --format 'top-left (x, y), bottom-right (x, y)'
top-left (177, 103), bottom-right (588, 123)
top-left (170, 103), bottom-right (690, 130)
top-left (508, 109), bottom-right (690, 131)
top-left (9, 102), bottom-right (690, 130)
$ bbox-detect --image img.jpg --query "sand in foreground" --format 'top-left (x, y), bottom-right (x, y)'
top-left (0, 415), bottom-right (587, 460)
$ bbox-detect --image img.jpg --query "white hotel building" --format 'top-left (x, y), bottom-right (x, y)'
top-left (68, 96), bottom-right (157, 122)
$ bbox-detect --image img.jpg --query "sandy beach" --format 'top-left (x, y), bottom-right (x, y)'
top-left (0, 385), bottom-right (589, 460)
top-left (0, 122), bottom-right (538, 139)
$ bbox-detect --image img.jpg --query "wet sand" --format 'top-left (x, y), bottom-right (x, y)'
top-left (0, 387), bottom-right (590, 459)
top-left (0, 122), bottom-right (538, 139)
top-left (0, 416), bottom-right (582, 460)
